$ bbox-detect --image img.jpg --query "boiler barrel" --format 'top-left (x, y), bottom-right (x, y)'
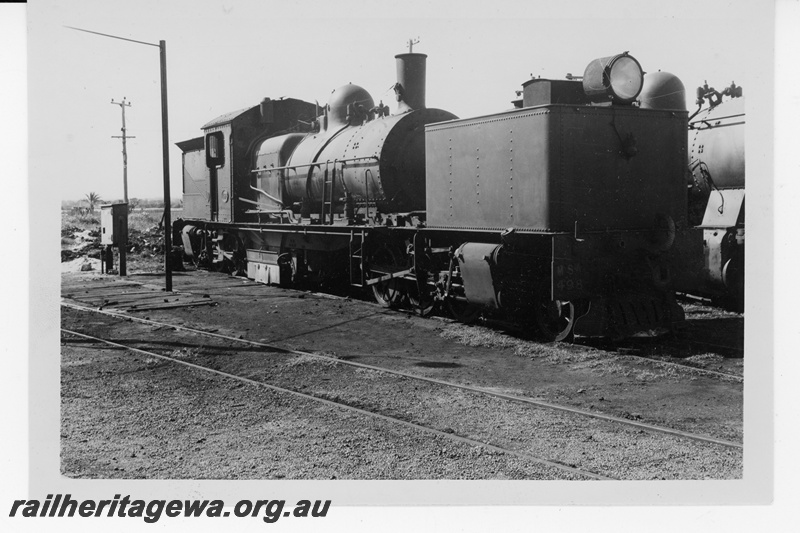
top-left (283, 107), bottom-right (456, 212)
top-left (689, 97), bottom-right (745, 190)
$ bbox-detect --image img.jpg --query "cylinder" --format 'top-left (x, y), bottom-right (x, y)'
top-left (395, 53), bottom-right (427, 110)
top-left (455, 243), bottom-right (503, 309)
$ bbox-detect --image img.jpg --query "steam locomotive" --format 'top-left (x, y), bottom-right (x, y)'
top-left (174, 49), bottom-right (689, 340)
top-left (670, 82), bottom-right (745, 312)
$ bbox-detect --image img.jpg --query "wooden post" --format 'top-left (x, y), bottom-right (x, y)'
top-left (119, 244), bottom-right (127, 276)
top-left (104, 245), bottom-right (113, 273)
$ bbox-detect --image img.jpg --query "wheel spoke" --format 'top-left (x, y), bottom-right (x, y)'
top-left (369, 245), bottom-right (404, 308)
top-left (408, 287), bottom-right (435, 317)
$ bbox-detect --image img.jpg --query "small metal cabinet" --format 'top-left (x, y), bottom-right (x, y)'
top-left (100, 203), bottom-right (128, 246)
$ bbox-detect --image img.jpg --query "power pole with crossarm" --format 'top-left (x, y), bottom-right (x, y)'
top-left (111, 97), bottom-right (135, 204)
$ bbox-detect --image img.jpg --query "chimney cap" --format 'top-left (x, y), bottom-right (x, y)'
top-left (395, 52), bottom-right (428, 59)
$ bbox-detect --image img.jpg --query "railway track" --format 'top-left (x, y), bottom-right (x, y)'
top-left (61, 327), bottom-right (612, 481)
top-left (63, 274), bottom-right (744, 381)
top-left (61, 301), bottom-right (742, 453)
top-left (253, 286), bottom-right (747, 379)
top-left (685, 340), bottom-right (744, 357)
top-left (614, 352), bottom-right (742, 381)
top-left (432, 315), bottom-right (744, 382)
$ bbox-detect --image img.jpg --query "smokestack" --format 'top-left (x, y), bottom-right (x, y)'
top-left (394, 53), bottom-right (427, 111)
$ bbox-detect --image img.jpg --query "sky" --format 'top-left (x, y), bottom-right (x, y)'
top-left (28, 0), bottom-right (761, 202)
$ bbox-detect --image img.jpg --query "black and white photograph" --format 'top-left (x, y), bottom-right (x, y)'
top-left (4, 0), bottom-right (797, 530)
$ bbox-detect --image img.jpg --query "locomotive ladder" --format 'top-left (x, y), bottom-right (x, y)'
top-left (349, 229), bottom-right (368, 288)
top-left (320, 161), bottom-right (337, 225)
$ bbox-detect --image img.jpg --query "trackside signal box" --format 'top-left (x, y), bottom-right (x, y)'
top-left (100, 203), bottom-right (128, 246)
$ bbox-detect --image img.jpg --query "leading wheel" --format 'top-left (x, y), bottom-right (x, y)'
top-left (535, 300), bottom-right (575, 342)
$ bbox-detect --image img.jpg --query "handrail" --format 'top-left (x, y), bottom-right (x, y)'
top-left (250, 155), bottom-right (379, 174)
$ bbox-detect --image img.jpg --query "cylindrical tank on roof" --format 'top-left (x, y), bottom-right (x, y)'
top-left (639, 71), bottom-right (687, 111)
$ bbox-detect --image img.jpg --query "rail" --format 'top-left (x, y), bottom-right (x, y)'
top-left (61, 301), bottom-right (743, 450)
top-left (62, 326), bottom-right (613, 480)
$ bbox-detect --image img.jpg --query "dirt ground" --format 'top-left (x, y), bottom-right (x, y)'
top-left (60, 266), bottom-right (744, 480)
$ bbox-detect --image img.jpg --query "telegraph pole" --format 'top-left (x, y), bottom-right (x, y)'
top-left (110, 97), bottom-right (133, 277)
top-left (111, 97), bottom-right (134, 203)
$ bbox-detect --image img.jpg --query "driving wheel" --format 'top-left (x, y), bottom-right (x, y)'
top-left (369, 244), bottom-right (404, 308)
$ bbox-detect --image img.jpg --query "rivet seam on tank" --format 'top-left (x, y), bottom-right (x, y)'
top-left (476, 147), bottom-right (480, 205)
top-left (509, 130), bottom-right (514, 217)
top-left (449, 142), bottom-right (453, 216)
